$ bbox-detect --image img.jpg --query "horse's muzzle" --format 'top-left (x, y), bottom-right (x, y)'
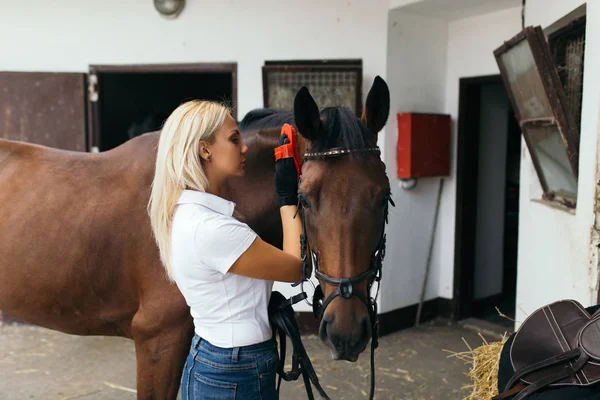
top-left (319, 313), bottom-right (371, 362)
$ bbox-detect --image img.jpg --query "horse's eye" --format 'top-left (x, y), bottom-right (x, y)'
top-left (298, 194), bottom-right (310, 209)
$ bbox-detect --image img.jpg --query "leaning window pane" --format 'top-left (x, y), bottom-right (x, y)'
top-left (525, 124), bottom-right (577, 199)
top-left (499, 39), bottom-right (553, 120)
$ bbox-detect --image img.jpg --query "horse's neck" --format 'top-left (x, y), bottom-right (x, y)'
top-left (225, 127), bottom-right (284, 247)
top-left (244, 127), bottom-right (280, 168)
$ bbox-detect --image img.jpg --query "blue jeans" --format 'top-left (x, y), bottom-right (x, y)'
top-left (181, 334), bottom-right (279, 400)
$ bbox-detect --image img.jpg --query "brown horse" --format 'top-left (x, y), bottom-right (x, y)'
top-left (0, 76), bottom-right (390, 399)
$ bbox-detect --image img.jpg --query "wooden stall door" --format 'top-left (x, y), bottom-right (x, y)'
top-left (0, 72), bottom-right (87, 151)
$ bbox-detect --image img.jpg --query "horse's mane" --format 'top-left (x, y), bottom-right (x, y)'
top-left (239, 107), bottom-right (374, 155)
top-left (238, 108), bottom-right (294, 133)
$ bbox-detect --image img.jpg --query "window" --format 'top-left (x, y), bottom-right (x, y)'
top-left (262, 59), bottom-right (362, 116)
top-left (494, 26), bottom-right (580, 207)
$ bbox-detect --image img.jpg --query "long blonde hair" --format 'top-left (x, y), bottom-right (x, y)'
top-left (148, 100), bottom-right (231, 279)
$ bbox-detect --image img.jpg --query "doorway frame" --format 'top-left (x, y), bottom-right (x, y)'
top-left (87, 63), bottom-right (238, 152)
top-left (452, 74), bottom-right (506, 320)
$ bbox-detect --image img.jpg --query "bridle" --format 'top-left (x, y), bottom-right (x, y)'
top-left (271, 124), bottom-right (394, 400)
top-left (293, 145), bottom-right (394, 400)
top-left (296, 147), bottom-right (392, 322)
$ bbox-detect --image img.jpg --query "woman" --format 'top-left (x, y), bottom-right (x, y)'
top-left (148, 100), bottom-right (303, 399)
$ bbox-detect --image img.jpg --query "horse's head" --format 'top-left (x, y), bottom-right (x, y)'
top-left (294, 76), bottom-right (391, 361)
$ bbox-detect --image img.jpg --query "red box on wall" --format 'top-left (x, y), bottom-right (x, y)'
top-left (396, 112), bottom-right (451, 179)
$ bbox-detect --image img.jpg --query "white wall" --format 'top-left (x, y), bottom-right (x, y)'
top-left (381, 10), bottom-right (449, 313)
top-left (0, 0), bottom-right (391, 313)
top-left (0, 0), bottom-right (389, 130)
top-left (382, 5), bottom-right (522, 314)
top-left (515, 0), bottom-right (600, 324)
top-left (384, 0), bottom-right (600, 323)
top-left (474, 84), bottom-right (509, 299)
top-left (389, 0), bottom-right (423, 9)
top-left (438, 7), bottom-right (523, 299)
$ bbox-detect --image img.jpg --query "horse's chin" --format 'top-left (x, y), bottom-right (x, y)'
top-left (330, 349), bottom-right (359, 362)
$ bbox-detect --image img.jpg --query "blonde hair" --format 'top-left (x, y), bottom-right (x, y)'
top-left (148, 100), bottom-right (231, 279)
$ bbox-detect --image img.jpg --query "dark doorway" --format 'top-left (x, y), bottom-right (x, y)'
top-left (88, 64), bottom-right (237, 152)
top-left (453, 74), bottom-right (521, 328)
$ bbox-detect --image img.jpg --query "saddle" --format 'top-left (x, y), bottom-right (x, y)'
top-left (495, 300), bottom-right (600, 399)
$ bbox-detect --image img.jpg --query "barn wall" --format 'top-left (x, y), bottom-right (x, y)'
top-left (0, 0), bottom-right (392, 313)
top-left (514, 0), bottom-right (600, 325)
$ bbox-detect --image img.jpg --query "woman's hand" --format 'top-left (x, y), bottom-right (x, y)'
top-left (274, 134), bottom-right (299, 207)
top-left (228, 134), bottom-right (304, 282)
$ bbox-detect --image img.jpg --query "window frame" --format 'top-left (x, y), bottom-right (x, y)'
top-left (494, 26), bottom-right (580, 208)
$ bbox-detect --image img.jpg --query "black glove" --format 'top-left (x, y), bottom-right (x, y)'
top-left (274, 134), bottom-right (299, 207)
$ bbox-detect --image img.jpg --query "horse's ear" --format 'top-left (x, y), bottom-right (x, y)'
top-left (294, 86), bottom-right (321, 140)
top-left (361, 76), bottom-right (390, 138)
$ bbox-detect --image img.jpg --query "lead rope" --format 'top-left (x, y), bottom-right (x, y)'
top-left (369, 302), bottom-right (378, 400)
top-left (268, 291), bottom-right (331, 400)
top-left (269, 289), bottom-right (381, 400)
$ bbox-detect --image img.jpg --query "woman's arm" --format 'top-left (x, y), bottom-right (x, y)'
top-left (229, 134), bottom-right (304, 282)
top-left (279, 205), bottom-right (302, 259)
top-left (229, 237), bottom-right (302, 282)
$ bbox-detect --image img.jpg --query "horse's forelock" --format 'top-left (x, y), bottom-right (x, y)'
top-left (313, 107), bottom-right (374, 153)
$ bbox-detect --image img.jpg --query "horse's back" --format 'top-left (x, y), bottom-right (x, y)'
top-left (0, 133), bottom-right (171, 336)
top-left (0, 132), bottom-right (158, 183)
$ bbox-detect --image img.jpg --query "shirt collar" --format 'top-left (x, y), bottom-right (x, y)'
top-left (177, 190), bottom-right (236, 216)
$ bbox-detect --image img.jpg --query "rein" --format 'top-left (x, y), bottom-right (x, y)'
top-left (270, 124), bottom-right (394, 400)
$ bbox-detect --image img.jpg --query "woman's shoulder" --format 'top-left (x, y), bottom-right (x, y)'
top-left (174, 201), bottom-right (254, 241)
top-left (173, 203), bottom-right (204, 223)
top-left (194, 209), bottom-right (252, 237)
top-left (172, 204), bottom-right (209, 238)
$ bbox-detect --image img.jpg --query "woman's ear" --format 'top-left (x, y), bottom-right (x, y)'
top-left (198, 142), bottom-right (212, 162)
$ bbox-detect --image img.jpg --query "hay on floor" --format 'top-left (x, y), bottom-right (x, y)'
top-left (445, 332), bottom-right (509, 400)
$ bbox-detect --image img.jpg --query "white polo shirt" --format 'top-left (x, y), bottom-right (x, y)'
top-left (170, 190), bottom-right (273, 348)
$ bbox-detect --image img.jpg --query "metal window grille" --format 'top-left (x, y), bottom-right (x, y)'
top-left (549, 17), bottom-right (586, 129)
top-left (262, 61), bottom-right (362, 115)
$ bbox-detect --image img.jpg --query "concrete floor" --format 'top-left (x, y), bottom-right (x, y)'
top-left (0, 319), bottom-right (504, 400)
